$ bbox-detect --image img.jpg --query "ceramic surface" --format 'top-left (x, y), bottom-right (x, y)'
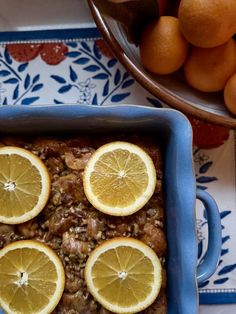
top-left (0, 105), bottom-right (221, 314)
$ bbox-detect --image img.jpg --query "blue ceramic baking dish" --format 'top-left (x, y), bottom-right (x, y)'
top-left (0, 105), bottom-right (221, 314)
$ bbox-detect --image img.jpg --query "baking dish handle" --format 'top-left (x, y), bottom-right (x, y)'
top-left (196, 188), bottom-right (222, 284)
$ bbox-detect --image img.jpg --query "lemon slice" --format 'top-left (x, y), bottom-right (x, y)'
top-left (85, 237), bottom-right (162, 313)
top-left (0, 146), bottom-right (50, 224)
top-left (0, 240), bottom-right (65, 314)
top-left (83, 141), bottom-right (156, 216)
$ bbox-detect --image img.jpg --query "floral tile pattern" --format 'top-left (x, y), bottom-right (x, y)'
top-left (0, 34), bottom-right (236, 305)
top-left (0, 40), bottom-right (161, 107)
top-left (194, 134), bottom-right (236, 301)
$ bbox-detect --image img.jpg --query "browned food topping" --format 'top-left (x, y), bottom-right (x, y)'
top-left (0, 134), bottom-right (167, 313)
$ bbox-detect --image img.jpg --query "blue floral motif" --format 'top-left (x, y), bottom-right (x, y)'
top-left (194, 149), bottom-right (218, 190)
top-left (0, 49), bottom-right (22, 84)
top-left (194, 148), bottom-right (233, 289)
top-left (77, 79), bottom-right (96, 105)
top-left (0, 40), bottom-right (157, 106)
top-left (146, 97), bottom-right (163, 107)
top-left (0, 83), bottom-right (6, 104)
top-left (52, 41), bottom-right (135, 106)
top-left (18, 63), bottom-right (28, 73)
top-left (0, 48), bottom-right (43, 105)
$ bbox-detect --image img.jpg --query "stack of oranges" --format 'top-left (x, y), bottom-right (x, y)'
top-left (139, 0), bottom-right (236, 115)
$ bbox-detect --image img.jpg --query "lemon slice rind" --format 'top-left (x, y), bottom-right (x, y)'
top-left (0, 240), bottom-right (65, 314)
top-left (0, 146), bottom-right (50, 224)
top-left (85, 237), bottom-right (162, 313)
top-left (83, 141), bottom-right (157, 216)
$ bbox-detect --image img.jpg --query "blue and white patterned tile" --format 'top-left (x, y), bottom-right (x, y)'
top-left (194, 132), bottom-right (236, 303)
top-left (0, 35), bottom-right (236, 305)
top-left (0, 40), bottom-right (162, 108)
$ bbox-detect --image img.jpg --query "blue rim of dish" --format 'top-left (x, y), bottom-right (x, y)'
top-left (0, 27), bottom-right (101, 44)
top-left (0, 104), bottom-right (198, 314)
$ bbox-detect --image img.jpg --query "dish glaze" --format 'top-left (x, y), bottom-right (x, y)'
top-left (0, 105), bottom-right (221, 314)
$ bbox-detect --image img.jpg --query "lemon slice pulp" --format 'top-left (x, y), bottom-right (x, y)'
top-left (0, 146), bottom-right (50, 224)
top-left (85, 237), bottom-right (162, 313)
top-left (83, 141), bottom-right (156, 216)
top-left (0, 240), bottom-right (65, 314)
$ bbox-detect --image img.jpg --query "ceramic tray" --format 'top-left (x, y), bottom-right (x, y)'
top-left (0, 104), bottom-right (222, 314)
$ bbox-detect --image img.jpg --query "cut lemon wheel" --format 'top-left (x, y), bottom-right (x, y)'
top-left (0, 146), bottom-right (50, 224)
top-left (85, 237), bottom-right (162, 313)
top-left (0, 240), bottom-right (65, 314)
top-left (83, 141), bottom-right (156, 216)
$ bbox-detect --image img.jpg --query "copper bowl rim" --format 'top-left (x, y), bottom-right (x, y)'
top-left (88, 0), bottom-right (236, 129)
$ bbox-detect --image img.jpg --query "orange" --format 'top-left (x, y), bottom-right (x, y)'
top-left (184, 39), bottom-right (236, 92)
top-left (0, 240), bottom-right (65, 314)
top-left (224, 73), bottom-right (236, 115)
top-left (139, 16), bottom-right (189, 75)
top-left (85, 237), bottom-right (162, 313)
top-left (179, 0), bottom-right (236, 48)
